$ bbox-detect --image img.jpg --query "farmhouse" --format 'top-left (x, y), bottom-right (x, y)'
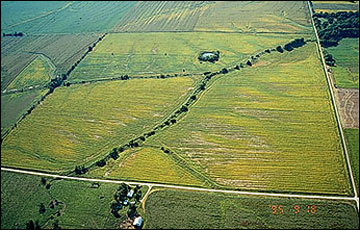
top-left (127, 189), bottom-right (134, 198)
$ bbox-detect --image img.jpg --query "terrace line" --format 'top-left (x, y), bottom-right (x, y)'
top-left (2, 166), bottom-right (358, 211)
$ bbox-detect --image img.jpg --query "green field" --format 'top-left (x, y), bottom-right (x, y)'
top-left (1, 89), bottom-right (48, 133)
top-left (89, 147), bottom-right (205, 187)
top-left (1, 171), bottom-right (148, 229)
top-left (1, 1), bottom-right (136, 34)
top-left (6, 55), bottom-right (54, 90)
top-left (326, 38), bottom-right (359, 89)
top-left (194, 1), bottom-right (312, 33)
top-left (112, 1), bottom-right (212, 32)
top-left (344, 128), bottom-right (359, 193)
top-left (1, 77), bottom-right (197, 171)
top-left (69, 32), bottom-right (302, 82)
top-left (146, 43), bottom-right (351, 195)
top-left (144, 189), bottom-right (359, 229)
top-left (111, 1), bottom-right (312, 33)
top-left (313, 1), bottom-right (359, 13)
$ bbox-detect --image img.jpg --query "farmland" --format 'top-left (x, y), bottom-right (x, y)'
top-left (1, 89), bottom-right (48, 136)
top-left (344, 128), bottom-right (359, 193)
top-left (312, 1), bottom-right (359, 13)
top-left (69, 32), bottom-right (301, 82)
top-left (148, 43), bottom-right (352, 195)
top-left (1, 1), bottom-right (359, 229)
top-left (1, 34), bottom-right (99, 90)
top-left (1, 77), bottom-right (197, 171)
top-left (326, 38), bottom-right (359, 89)
top-left (6, 55), bottom-right (54, 90)
top-left (194, 1), bottom-right (312, 33)
top-left (144, 189), bottom-right (359, 229)
top-left (1, 171), bottom-right (148, 229)
top-left (89, 147), bottom-right (205, 187)
top-left (112, 1), bottom-right (313, 33)
top-left (112, 1), bottom-right (211, 32)
top-left (1, 1), bottom-right (136, 34)
top-left (336, 88), bottom-right (359, 128)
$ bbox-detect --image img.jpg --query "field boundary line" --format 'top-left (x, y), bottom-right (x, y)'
top-left (109, 30), bottom-right (312, 35)
top-left (2, 166), bottom-right (358, 210)
top-left (307, 1), bottom-right (358, 201)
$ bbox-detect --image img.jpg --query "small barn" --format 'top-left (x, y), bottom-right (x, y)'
top-left (133, 216), bottom-right (143, 228)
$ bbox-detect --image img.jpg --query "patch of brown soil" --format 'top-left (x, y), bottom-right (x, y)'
top-left (335, 88), bottom-right (359, 128)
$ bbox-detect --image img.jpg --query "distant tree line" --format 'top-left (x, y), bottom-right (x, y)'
top-left (3, 32), bottom-right (24, 37)
top-left (313, 11), bottom-right (359, 47)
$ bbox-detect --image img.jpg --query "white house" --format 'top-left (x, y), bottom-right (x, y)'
top-left (127, 189), bottom-right (134, 198)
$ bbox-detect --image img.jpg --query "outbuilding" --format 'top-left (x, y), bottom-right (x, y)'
top-left (133, 216), bottom-right (143, 228)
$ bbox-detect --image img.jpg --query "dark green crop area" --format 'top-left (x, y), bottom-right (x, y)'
top-left (1, 171), bottom-right (148, 229)
top-left (145, 189), bottom-right (359, 229)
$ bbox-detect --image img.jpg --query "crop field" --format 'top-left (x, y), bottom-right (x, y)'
top-left (1, 1), bottom-right (136, 34)
top-left (1, 77), bottom-right (197, 171)
top-left (69, 32), bottom-right (300, 82)
top-left (1, 89), bottom-right (48, 135)
top-left (1, 1), bottom-right (359, 229)
top-left (336, 88), bottom-right (359, 128)
top-left (313, 1), bottom-right (359, 13)
top-left (144, 189), bottom-right (359, 229)
top-left (344, 128), bottom-right (359, 193)
top-left (89, 147), bottom-right (205, 187)
top-left (1, 171), bottom-right (148, 229)
top-left (148, 43), bottom-right (351, 195)
top-left (1, 34), bottom-right (98, 90)
top-left (1, 51), bottom-right (36, 91)
top-left (194, 1), bottom-right (312, 33)
top-left (112, 1), bottom-right (313, 33)
top-left (112, 1), bottom-right (212, 32)
top-left (326, 38), bottom-right (359, 89)
top-left (6, 55), bottom-right (54, 91)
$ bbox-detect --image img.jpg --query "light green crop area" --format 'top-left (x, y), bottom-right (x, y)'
top-left (326, 38), bottom-right (359, 89)
top-left (69, 32), bottom-right (302, 81)
top-left (90, 147), bottom-right (205, 186)
top-left (7, 55), bottom-right (54, 90)
top-left (1, 77), bottom-right (196, 172)
top-left (149, 43), bottom-right (351, 195)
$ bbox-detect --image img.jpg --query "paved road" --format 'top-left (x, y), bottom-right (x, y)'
top-left (307, 1), bottom-right (358, 201)
top-left (2, 167), bottom-right (358, 210)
